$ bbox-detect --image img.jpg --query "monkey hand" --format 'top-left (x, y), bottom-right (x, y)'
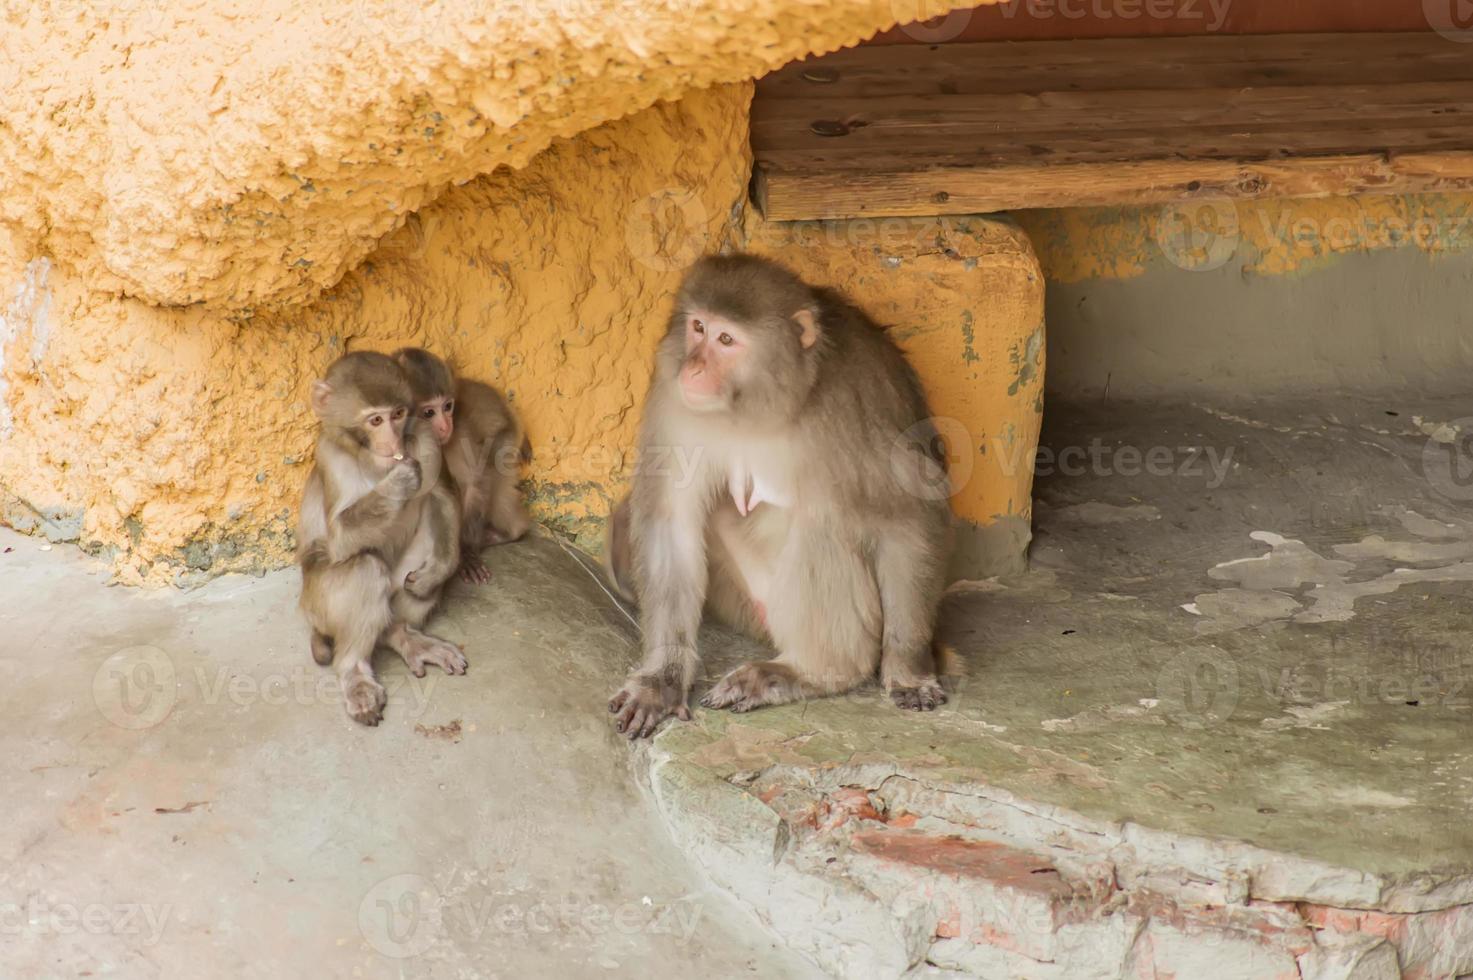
top-left (608, 673), bottom-right (692, 740)
top-left (380, 458), bottom-right (422, 502)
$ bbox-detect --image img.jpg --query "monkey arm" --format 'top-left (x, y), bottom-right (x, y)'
top-left (609, 462), bottom-right (711, 738)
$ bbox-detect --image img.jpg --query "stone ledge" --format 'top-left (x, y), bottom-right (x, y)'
top-left (642, 722), bottom-right (1471, 979)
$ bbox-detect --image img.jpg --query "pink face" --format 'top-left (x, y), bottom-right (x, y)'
top-left (418, 396), bottom-right (455, 445)
top-left (677, 312), bottom-right (745, 411)
top-left (363, 405), bottom-right (410, 458)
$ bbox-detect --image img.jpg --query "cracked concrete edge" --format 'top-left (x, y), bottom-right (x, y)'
top-left (641, 744), bottom-right (924, 979)
top-left (634, 741), bottom-right (1473, 978)
top-left (868, 771), bottom-right (1473, 914)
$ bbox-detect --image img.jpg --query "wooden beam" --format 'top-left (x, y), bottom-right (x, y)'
top-left (753, 153), bottom-right (1473, 221)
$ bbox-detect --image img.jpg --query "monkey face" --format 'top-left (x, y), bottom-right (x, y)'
top-left (359, 404), bottom-right (410, 459)
top-left (677, 311), bottom-right (749, 412)
top-left (417, 396), bottom-right (455, 445)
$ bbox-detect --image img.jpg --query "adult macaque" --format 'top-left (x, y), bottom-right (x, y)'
top-left (393, 348), bottom-right (531, 584)
top-left (608, 254), bottom-right (952, 739)
top-left (297, 352), bottom-right (466, 726)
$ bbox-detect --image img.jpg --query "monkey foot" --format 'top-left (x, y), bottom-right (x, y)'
top-left (609, 676), bottom-right (692, 740)
top-left (700, 661), bottom-right (803, 713)
top-left (458, 555), bottom-right (492, 585)
top-left (310, 631), bottom-right (334, 666)
top-left (343, 674), bottom-right (387, 726)
top-left (399, 632), bottom-right (468, 678)
top-left (889, 680), bottom-right (947, 712)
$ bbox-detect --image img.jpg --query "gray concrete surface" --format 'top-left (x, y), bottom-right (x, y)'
top-left (638, 393), bottom-right (1473, 977)
top-left (0, 527), bottom-right (820, 979)
top-left (1037, 235), bottom-right (1473, 401)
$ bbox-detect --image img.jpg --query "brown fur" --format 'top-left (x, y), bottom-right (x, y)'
top-left (297, 352), bottom-right (466, 726)
top-left (608, 254), bottom-right (953, 739)
top-left (392, 348), bottom-right (531, 583)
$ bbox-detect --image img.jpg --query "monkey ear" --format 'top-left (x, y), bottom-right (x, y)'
top-left (792, 308), bottom-right (821, 349)
top-left (309, 380), bottom-right (333, 417)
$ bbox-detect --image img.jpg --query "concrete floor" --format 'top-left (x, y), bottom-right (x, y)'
top-left (0, 527), bottom-right (820, 979)
top-left (7, 392), bottom-right (1473, 978)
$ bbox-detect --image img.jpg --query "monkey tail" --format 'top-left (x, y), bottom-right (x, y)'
top-left (932, 639), bottom-right (963, 677)
top-left (602, 495), bottom-right (637, 603)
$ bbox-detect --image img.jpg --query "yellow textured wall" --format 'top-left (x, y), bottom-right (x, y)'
top-left (0, 0), bottom-right (982, 314)
top-left (1, 84), bottom-right (753, 584)
top-left (0, 0), bottom-right (1039, 586)
top-left (1017, 194), bottom-right (1473, 284)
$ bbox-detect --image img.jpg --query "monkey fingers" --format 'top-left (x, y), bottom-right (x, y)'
top-left (386, 623), bottom-right (468, 677)
top-left (889, 681), bottom-right (948, 712)
top-left (458, 554), bottom-right (492, 584)
top-left (608, 677), bottom-right (692, 740)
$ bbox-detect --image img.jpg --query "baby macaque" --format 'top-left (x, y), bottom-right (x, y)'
top-left (393, 348), bottom-right (531, 583)
top-left (297, 352), bottom-right (466, 726)
top-left (608, 254), bottom-right (952, 739)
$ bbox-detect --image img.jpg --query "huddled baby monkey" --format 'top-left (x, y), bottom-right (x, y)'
top-left (296, 348), bottom-right (528, 725)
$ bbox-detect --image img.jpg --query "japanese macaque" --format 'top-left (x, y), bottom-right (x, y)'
top-left (297, 351), bottom-right (466, 726)
top-left (392, 348), bottom-right (531, 583)
top-left (607, 254), bottom-right (952, 739)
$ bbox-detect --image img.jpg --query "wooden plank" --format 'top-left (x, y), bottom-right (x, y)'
top-left (750, 34), bottom-right (1473, 218)
top-left (756, 128), bottom-right (1473, 171)
top-left (752, 153), bottom-right (1473, 221)
top-left (758, 34), bottom-right (1473, 99)
top-left (752, 84), bottom-right (1473, 154)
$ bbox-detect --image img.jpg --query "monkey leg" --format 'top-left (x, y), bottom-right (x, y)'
top-left (484, 472), bottom-right (531, 546)
top-left (702, 530), bottom-right (880, 712)
top-left (302, 553), bottom-right (394, 726)
top-left (703, 512), bottom-right (771, 643)
top-left (382, 616), bottom-right (467, 678)
top-left (310, 630), bottom-right (334, 666)
top-left (602, 494), bottom-right (637, 602)
top-left (875, 520), bottom-right (949, 711)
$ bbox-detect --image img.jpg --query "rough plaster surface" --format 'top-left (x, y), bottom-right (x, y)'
top-left (0, 85), bottom-right (753, 582)
top-left (2, 17), bottom-right (1043, 584)
top-left (0, 0), bottom-right (979, 314)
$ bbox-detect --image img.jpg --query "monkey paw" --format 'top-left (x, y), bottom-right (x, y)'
top-left (401, 633), bottom-right (468, 678)
top-left (700, 661), bottom-right (801, 714)
top-left (889, 680), bottom-right (947, 712)
top-left (343, 675), bottom-right (388, 726)
top-left (458, 554), bottom-right (492, 585)
top-left (608, 676), bottom-right (691, 740)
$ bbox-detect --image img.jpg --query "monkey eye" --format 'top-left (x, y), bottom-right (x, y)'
top-left (422, 407), bottom-right (436, 419)
top-left (692, 318), bottom-right (705, 335)
top-left (718, 332), bottom-right (735, 346)
top-left (443, 400), bottom-right (454, 414)
top-left (392, 407), bottom-right (406, 420)
top-left (369, 415), bottom-right (384, 427)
